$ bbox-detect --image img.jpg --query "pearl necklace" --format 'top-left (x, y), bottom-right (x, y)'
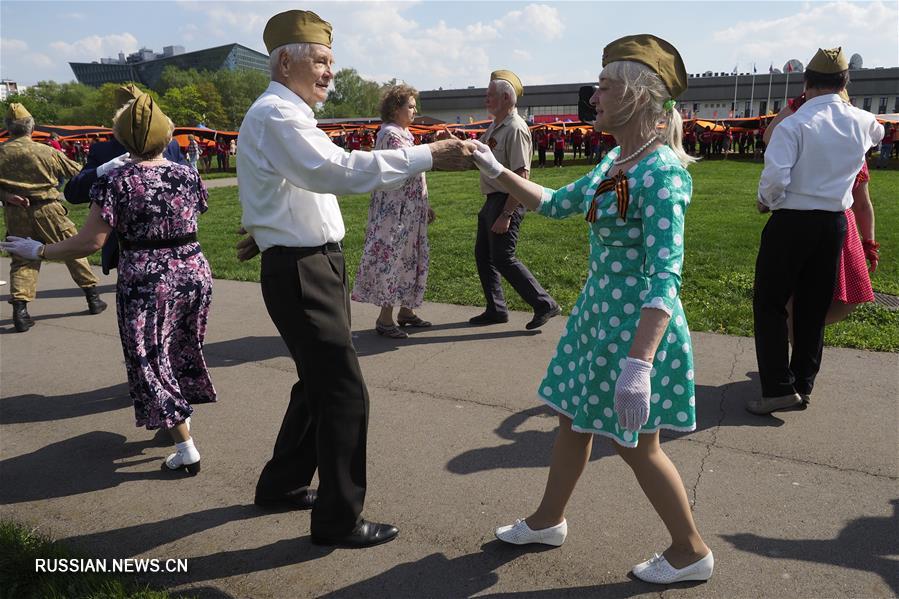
top-left (612, 137), bottom-right (657, 165)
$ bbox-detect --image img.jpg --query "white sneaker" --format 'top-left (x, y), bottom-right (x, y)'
top-left (632, 551), bottom-right (714, 584)
top-left (495, 518), bottom-right (567, 546)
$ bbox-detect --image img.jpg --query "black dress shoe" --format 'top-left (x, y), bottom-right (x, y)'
top-left (526, 304), bottom-right (561, 330)
top-left (469, 311), bottom-right (509, 325)
top-left (311, 520), bottom-right (399, 548)
top-left (255, 488), bottom-right (317, 511)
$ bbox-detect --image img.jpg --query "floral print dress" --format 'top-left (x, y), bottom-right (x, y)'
top-left (352, 124), bottom-right (430, 308)
top-left (91, 162), bottom-right (216, 430)
top-left (536, 145), bottom-right (695, 447)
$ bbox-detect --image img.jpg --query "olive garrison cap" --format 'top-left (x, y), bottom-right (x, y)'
top-left (264, 10), bottom-right (332, 54)
top-left (602, 34), bottom-right (688, 98)
top-left (114, 93), bottom-right (170, 156)
top-left (115, 83), bottom-right (143, 107)
top-left (490, 70), bottom-right (524, 97)
top-left (807, 47), bottom-right (849, 74)
top-left (6, 102), bottom-right (31, 121)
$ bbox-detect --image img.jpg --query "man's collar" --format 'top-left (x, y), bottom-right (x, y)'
top-left (803, 93), bottom-right (842, 109)
top-left (492, 110), bottom-right (517, 128)
top-left (268, 81), bottom-right (315, 118)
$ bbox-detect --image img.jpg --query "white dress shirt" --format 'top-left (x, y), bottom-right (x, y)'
top-left (758, 94), bottom-right (884, 212)
top-left (237, 82), bottom-right (433, 251)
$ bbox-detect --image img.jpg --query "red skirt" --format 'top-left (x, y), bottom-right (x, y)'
top-left (834, 209), bottom-right (874, 304)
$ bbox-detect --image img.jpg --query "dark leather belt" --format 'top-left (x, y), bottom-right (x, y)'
top-left (265, 242), bottom-right (342, 258)
top-left (119, 232), bottom-right (198, 250)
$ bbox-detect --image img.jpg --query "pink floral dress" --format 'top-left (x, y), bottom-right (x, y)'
top-left (91, 162), bottom-right (216, 430)
top-left (352, 124), bottom-right (430, 308)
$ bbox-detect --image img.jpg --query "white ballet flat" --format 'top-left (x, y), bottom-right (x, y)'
top-left (632, 551), bottom-right (714, 584)
top-left (495, 518), bottom-right (567, 546)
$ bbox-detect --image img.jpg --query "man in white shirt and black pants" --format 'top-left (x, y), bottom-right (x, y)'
top-left (750, 47), bottom-right (883, 415)
top-left (239, 10), bottom-right (473, 548)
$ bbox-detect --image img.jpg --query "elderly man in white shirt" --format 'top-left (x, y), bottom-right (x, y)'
top-left (240, 10), bottom-right (473, 548)
top-left (750, 47), bottom-right (883, 416)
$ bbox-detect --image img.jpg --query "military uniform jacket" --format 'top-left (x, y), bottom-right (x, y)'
top-left (0, 136), bottom-right (82, 201)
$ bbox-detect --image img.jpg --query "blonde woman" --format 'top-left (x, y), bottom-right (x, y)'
top-left (471, 35), bottom-right (713, 584)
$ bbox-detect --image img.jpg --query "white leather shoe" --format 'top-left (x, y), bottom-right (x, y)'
top-left (495, 518), bottom-right (567, 546)
top-left (632, 551), bottom-right (714, 584)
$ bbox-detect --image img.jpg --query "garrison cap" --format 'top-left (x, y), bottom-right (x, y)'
top-left (264, 10), bottom-right (332, 54)
top-left (602, 34), bottom-right (688, 98)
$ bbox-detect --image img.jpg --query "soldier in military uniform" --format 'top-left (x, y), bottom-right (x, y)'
top-left (0, 103), bottom-right (107, 332)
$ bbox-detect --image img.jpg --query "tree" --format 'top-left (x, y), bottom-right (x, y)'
top-left (317, 68), bottom-right (381, 118)
top-left (160, 85), bottom-right (207, 126)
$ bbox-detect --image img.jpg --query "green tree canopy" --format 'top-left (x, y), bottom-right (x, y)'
top-left (317, 68), bottom-right (382, 118)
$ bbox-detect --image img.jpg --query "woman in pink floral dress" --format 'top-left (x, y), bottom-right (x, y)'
top-left (352, 85), bottom-right (435, 338)
top-left (2, 94), bottom-right (214, 475)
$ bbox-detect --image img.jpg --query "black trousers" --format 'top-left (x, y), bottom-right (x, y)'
top-left (553, 150), bottom-right (564, 166)
top-left (257, 245), bottom-right (368, 536)
top-left (753, 209), bottom-right (847, 397)
top-left (537, 148), bottom-right (547, 166)
top-left (475, 193), bottom-right (554, 316)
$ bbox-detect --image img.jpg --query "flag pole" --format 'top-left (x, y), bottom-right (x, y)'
top-left (749, 63), bottom-right (756, 117)
top-left (784, 65), bottom-right (790, 106)
top-left (732, 63), bottom-right (739, 118)
top-left (766, 63), bottom-right (773, 116)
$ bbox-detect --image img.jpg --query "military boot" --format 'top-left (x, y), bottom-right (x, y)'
top-left (84, 287), bottom-right (108, 315)
top-left (11, 300), bottom-right (34, 332)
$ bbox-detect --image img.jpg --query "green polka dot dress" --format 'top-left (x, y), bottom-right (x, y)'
top-left (536, 145), bottom-right (695, 447)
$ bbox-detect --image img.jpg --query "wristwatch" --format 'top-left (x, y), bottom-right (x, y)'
top-left (37, 244), bottom-right (46, 260)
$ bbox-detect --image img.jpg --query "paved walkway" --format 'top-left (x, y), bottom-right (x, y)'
top-left (1, 258), bottom-right (896, 598)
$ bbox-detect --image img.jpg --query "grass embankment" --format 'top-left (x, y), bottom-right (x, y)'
top-left (4, 159), bottom-right (897, 350)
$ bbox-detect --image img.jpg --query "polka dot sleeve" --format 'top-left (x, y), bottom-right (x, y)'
top-left (639, 164), bottom-right (692, 315)
top-left (536, 170), bottom-right (595, 220)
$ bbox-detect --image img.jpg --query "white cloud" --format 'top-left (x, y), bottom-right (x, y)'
top-left (50, 33), bottom-right (139, 60)
top-left (513, 49), bottom-right (532, 61)
top-left (61, 12), bottom-right (85, 21)
top-left (712, 1), bottom-right (898, 68)
top-left (180, 24), bottom-right (200, 43)
top-left (176, 0), bottom-right (268, 38)
top-left (497, 4), bottom-right (564, 40)
top-left (1, 38), bottom-right (29, 53)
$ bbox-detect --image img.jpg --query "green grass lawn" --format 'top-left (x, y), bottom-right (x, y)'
top-left (0, 520), bottom-right (190, 599)
top-left (4, 160), bottom-right (897, 351)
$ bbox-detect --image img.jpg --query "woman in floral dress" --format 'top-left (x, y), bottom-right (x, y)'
top-left (352, 84), bottom-right (435, 338)
top-left (2, 94), bottom-right (214, 476)
top-left (469, 35), bottom-right (713, 585)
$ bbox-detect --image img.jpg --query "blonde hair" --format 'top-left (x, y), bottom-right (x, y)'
top-left (600, 60), bottom-right (696, 167)
top-left (111, 99), bottom-right (175, 160)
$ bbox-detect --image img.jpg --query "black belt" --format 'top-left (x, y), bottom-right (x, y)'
top-left (265, 242), bottom-right (342, 258)
top-left (118, 232), bottom-right (198, 250)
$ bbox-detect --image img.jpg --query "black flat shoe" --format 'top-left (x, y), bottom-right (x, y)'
top-left (311, 520), bottom-right (399, 548)
top-left (469, 311), bottom-right (509, 325)
top-left (255, 488), bottom-right (317, 511)
top-left (526, 304), bottom-right (561, 330)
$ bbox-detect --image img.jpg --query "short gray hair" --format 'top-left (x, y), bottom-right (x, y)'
top-left (491, 79), bottom-right (517, 107)
top-left (5, 116), bottom-right (34, 137)
top-left (269, 43), bottom-right (316, 78)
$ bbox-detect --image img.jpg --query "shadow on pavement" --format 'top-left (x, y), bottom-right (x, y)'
top-left (203, 336), bottom-right (289, 368)
top-left (1, 283), bottom-right (116, 303)
top-left (0, 431), bottom-right (185, 504)
top-left (447, 375), bottom-right (785, 475)
top-left (319, 540), bottom-right (674, 598)
top-left (354, 322), bottom-right (540, 357)
top-left (722, 499), bottom-right (899, 595)
top-left (0, 383), bottom-right (131, 425)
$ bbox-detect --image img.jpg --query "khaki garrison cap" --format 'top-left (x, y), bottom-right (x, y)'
top-left (264, 10), bottom-right (333, 54)
top-left (602, 34), bottom-right (688, 98)
top-left (114, 93), bottom-right (170, 156)
top-left (7, 102), bottom-right (31, 120)
top-left (115, 83), bottom-right (143, 107)
top-left (490, 70), bottom-right (524, 97)
top-left (807, 47), bottom-right (849, 73)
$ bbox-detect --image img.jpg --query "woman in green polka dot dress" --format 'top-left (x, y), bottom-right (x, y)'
top-left (471, 35), bottom-right (713, 585)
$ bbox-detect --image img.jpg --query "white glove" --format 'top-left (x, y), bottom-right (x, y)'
top-left (0, 236), bottom-right (43, 261)
top-left (470, 139), bottom-right (504, 179)
top-left (96, 153), bottom-right (130, 177)
top-left (614, 357), bottom-right (653, 432)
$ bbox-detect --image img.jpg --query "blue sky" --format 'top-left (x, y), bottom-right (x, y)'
top-left (2, 1), bottom-right (897, 90)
